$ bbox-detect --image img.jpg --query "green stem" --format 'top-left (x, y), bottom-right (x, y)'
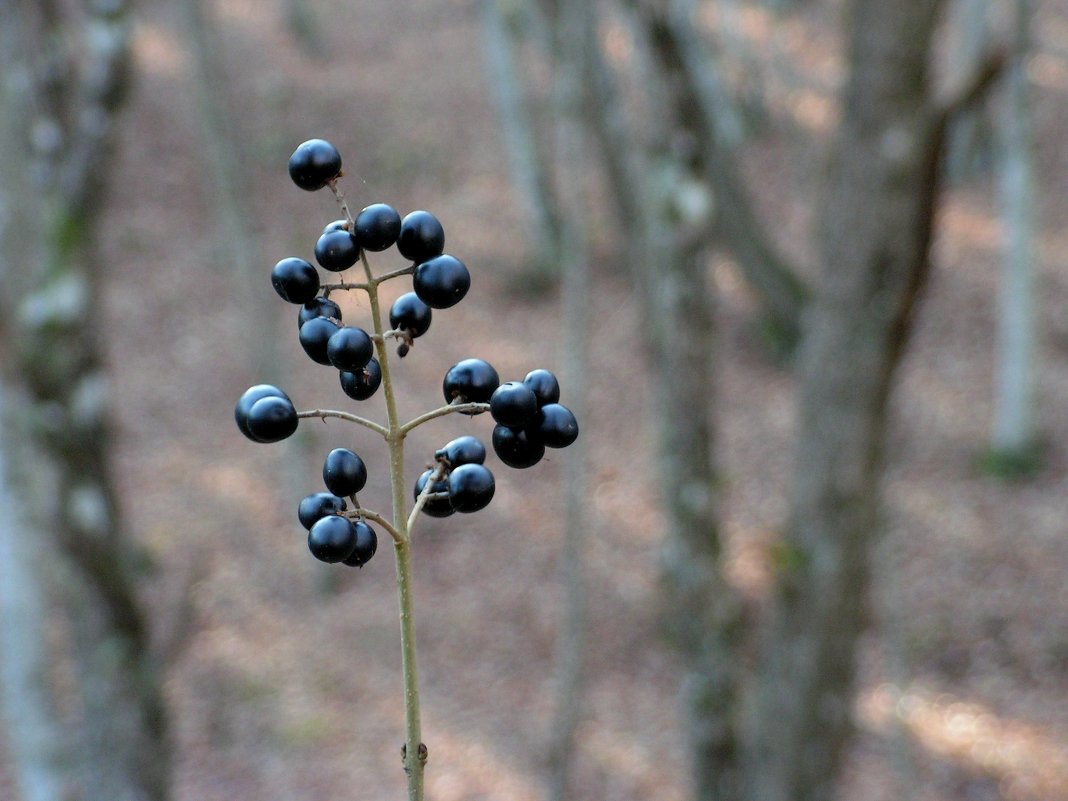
top-left (359, 248), bottom-right (425, 801)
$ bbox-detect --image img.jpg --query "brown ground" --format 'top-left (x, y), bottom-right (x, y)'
top-left (26, 0), bottom-right (1068, 799)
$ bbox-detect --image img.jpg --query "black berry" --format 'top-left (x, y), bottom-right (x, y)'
top-left (490, 381), bottom-right (539, 427)
top-left (397, 210), bottom-right (445, 263)
top-left (308, 515), bottom-right (357, 563)
top-left (235, 384), bottom-right (291, 441)
top-left (342, 521), bottom-right (378, 567)
top-left (413, 254), bottom-right (470, 309)
top-left (354, 203), bottom-right (402, 252)
top-left (535, 403), bottom-right (579, 448)
top-left (298, 492), bottom-right (347, 530)
top-left (492, 424), bottom-right (545, 469)
top-left (413, 469), bottom-right (454, 518)
top-left (523, 369), bottom-right (560, 407)
top-left (339, 359), bottom-right (382, 401)
top-left (298, 297), bottom-right (342, 329)
top-left (435, 435), bottom-right (486, 467)
top-left (327, 326), bottom-right (374, 371)
top-left (447, 464), bottom-right (495, 513)
top-left (299, 316), bottom-right (341, 365)
top-left (389, 292), bottom-right (432, 338)
top-left (271, 257), bottom-right (320, 304)
top-left (288, 138), bottom-right (342, 191)
top-left (323, 448), bottom-right (368, 497)
top-left (315, 229), bottom-right (361, 272)
top-left (323, 219), bottom-right (349, 234)
top-left (442, 358), bottom-right (499, 407)
top-left (246, 395), bottom-right (299, 443)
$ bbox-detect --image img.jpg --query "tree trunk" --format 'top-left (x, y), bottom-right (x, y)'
top-left (478, 0), bottom-right (563, 275)
top-left (543, 5), bottom-right (592, 798)
top-left (748, 1), bottom-right (945, 799)
top-left (990, 0), bottom-right (1037, 468)
top-left (625, 5), bottom-right (749, 800)
top-left (0, 3), bottom-right (172, 800)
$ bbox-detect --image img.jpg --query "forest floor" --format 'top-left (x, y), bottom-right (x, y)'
top-left (7, 1), bottom-right (1068, 800)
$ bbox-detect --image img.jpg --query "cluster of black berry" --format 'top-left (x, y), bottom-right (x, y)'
top-left (234, 137), bottom-right (578, 568)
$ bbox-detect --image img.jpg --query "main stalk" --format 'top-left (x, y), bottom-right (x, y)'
top-left (361, 250), bottom-right (425, 801)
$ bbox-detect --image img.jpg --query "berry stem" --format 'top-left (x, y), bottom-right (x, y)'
top-left (406, 462), bottom-right (447, 533)
top-left (359, 246), bottom-right (426, 801)
top-left (296, 408), bottom-right (389, 438)
top-left (328, 179), bottom-right (355, 227)
top-left (347, 508), bottom-right (402, 545)
top-left (399, 401), bottom-right (491, 436)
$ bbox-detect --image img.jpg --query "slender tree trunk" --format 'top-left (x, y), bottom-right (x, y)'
top-left (0, 3), bottom-right (172, 800)
top-left (990, 0), bottom-right (1036, 464)
top-left (620, 5), bottom-right (749, 800)
top-left (543, 5), bottom-right (592, 798)
top-left (478, 0), bottom-right (562, 273)
top-left (748, 2), bottom-right (946, 799)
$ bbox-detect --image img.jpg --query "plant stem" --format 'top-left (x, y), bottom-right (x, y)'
top-left (358, 248), bottom-right (425, 801)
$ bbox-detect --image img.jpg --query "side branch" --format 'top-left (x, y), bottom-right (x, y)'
top-left (406, 463), bottom-right (447, 535)
top-left (297, 409), bottom-right (390, 438)
top-left (399, 402), bottom-right (491, 436)
top-left (351, 508), bottom-right (403, 544)
top-left (934, 46), bottom-right (1007, 124)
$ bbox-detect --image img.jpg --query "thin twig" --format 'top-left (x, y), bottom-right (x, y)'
top-left (350, 507), bottom-right (403, 544)
top-left (297, 408), bottom-right (389, 438)
top-left (399, 402), bottom-right (491, 436)
top-left (406, 462), bottom-right (448, 534)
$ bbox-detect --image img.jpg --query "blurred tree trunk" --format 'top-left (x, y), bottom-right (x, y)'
top-left (0, 3), bottom-right (172, 800)
top-left (479, 0), bottom-right (563, 275)
top-left (543, 4), bottom-right (592, 799)
top-left (990, 0), bottom-right (1037, 469)
top-left (580, 3), bottom-right (748, 798)
top-left (747, 1), bottom-right (953, 799)
top-left (650, 0), bottom-right (808, 354)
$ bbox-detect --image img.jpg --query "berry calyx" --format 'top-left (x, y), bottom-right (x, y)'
top-left (308, 515), bottom-right (357, 563)
top-left (327, 326), bottom-right (374, 371)
top-left (246, 395), bottom-right (299, 443)
top-left (315, 229), bottom-right (361, 272)
top-left (288, 139), bottom-right (342, 191)
top-left (442, 358), bottom-right (499, 407)
top-left (342, 521), bottom-right (378, 567)
top-left (323, 448), bottom-right (368, 497)
top-left (299, 316), bottom-right (341, 365)
top-left (435, 435), bottom-right (486, 467)
top-left (235, 384), bottom-right (291, 441)
top-left (271, 257), bottom-right (320, 304)
top-left (354, 203), bottom-right (402, 252)
top-left (492, 424), bottom-right (545, 469)
top-left (298, 492), bottom-right (347, 530)
top-left (413, 254), bottom-right (471, 309)
top-left (535, 403), bottom-right (579, 448)
top-left (413, 469), bottom-right (454, 517)
top-left (447, 464), bottom-right (495, 513)
top-left (489, 381), bottom-right (539, 427)
top-left (397, 210), bottom-right (445, 263)
top-left (389, 292), bottom-right (432, 339)
top-left (523, 369), bottom-right (560, 407)
top-left (339, 359), bottom-right (382, 401)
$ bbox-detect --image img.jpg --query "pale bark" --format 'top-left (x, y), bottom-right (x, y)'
top-left (0, 2), bottom-right (172, 799)
top-left (748, 2), bottom-right (946, 799)
top-left (623, 0), bottom-right (809, 351)
top-left (620, 5), bottom-right (748, 799)
top-left (543, 5), bottom-right (592, 798)
top-left (991, 0), bottom-right (1037, 461)
top-left (479, 0), bottom-right (563, 271)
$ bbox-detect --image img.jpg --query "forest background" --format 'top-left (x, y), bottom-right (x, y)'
top-left (1, 0), bottom-right (1067, 800)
